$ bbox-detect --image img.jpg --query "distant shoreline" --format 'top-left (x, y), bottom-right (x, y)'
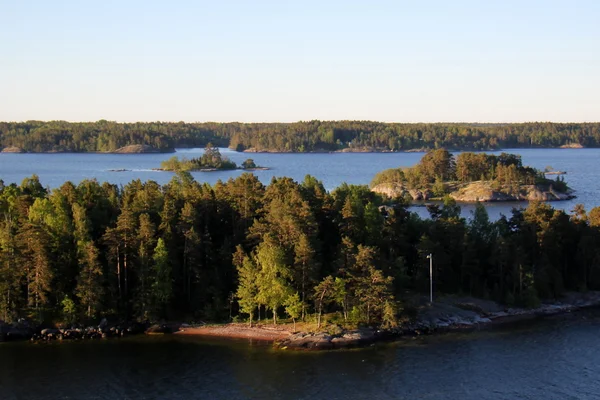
top-left (1, 146), bottom-right (592, 155)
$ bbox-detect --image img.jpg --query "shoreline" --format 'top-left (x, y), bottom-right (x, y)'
top-left (1, 146), bottom-right (593, 155)
top-left (175, 323), bottom-right (290, 341)
top-left (3, 292), bottom-right (600, 348)
top-left (171, 292), bottom-right (600, 350)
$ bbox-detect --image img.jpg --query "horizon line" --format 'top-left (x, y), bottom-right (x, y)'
top-left (3, 119), bottom-right (600, 125)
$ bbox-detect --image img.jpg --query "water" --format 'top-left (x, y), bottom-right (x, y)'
top-left (2, 310), bottom-right (600, 399)
top-left (1, 148), bottom-right (599, 218)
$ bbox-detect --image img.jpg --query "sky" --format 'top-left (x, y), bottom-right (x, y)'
top-left (1, 0), bottom-right (599, 123)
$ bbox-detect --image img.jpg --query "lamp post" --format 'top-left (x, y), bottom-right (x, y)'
top-left (426, 253), bottom-right (433, 304)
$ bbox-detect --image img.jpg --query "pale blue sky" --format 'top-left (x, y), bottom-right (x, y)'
top-left (1, 0), bottom-right (599, 122)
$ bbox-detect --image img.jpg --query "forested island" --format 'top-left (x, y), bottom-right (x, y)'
top-left (1, 120), bottom-right (599, 153)
top-left (158, 144), bottom-right (266, 172)
top-left (1, 171), bottom-right (600, 344)
top-left (371, 149), bottom-right (574, 202)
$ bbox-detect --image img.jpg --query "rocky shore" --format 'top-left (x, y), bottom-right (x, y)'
top-left (1, 146), bottom-right (26, 153)
top-left (275, 291), bottom-right (600, 350)
top-left (372, 180), bottom-right (576, 202)
top-left (0, 319), bottom-right (180, 343)
top-left (112, 144), bottom-right (174, 154)
top-left (3, 292), bottom-right (599, 349)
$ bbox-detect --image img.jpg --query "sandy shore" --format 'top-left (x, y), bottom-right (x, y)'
top-left (175, 323), bottom-right (291, 342)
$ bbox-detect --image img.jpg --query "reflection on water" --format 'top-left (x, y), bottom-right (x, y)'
top-left (2, 310), bottom-right (600, 399)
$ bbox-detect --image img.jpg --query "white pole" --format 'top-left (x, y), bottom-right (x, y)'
top-left (427, 253), bottom-right (433, 304)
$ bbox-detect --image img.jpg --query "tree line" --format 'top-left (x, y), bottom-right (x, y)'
top-left (2, 120), bottom-right (600, 153)
top-left (1, 173), bottom-right (600, 327)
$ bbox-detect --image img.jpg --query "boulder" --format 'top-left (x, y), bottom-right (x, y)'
top-left (1, 146), bottom-right (25, 153)
top-left (145, 324), bottom-right (173, 335)
top-left (112, 145), bottom-right (174, 154)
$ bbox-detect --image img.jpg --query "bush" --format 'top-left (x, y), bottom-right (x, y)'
top-left (370, 168), bottom-right (405, 187)
top-left (242, 159), bottom-right (257, 169)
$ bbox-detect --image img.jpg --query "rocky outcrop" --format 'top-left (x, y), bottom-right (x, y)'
top-left (371, 182), bottom-right (433, 200)
top-left (276, 291), bottom-right (600, 351)
top-left (371, 181), bottom-right (575, 202)
top-left (449, 181), bottom-right (575, 202)
top-left (112, 145), bottom-right (174, 154)
top-left (0, 319), bottom-right (153, 342)
top-left (276, 328), bottom-right (380, 350)
top-left (1, 146), bottom-right (25, 153)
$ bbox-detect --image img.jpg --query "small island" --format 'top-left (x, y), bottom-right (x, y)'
top-left (371, 149), bottom-right (575, 202)
top-left (158, 143), bottom-right (269, 172)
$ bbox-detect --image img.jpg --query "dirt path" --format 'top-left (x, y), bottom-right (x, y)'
top-left (175, 323), bottom-right (292, 342)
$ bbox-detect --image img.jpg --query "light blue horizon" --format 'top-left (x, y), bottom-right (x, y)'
top-left (2, 0), bottom-right (599, 123)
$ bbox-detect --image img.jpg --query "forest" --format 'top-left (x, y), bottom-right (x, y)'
top-left (1, 172), bottom-right (600, 328)
top-left (2, 120), bottom-right (600, 153)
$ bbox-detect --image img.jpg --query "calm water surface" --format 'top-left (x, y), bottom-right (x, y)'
top-left (1, 148), bottom-right (599, 218)
top-left (2, 310), bottom-right (600, 399)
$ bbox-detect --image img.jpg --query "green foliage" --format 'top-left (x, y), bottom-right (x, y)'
top-left (381, 300), bottom-right (399, 329)
top-left (235, 247), bottom-right (259, 325)
top-left (242, 159), bottom-right (257, 169)
top-left (194, 143), bottom-right (237, 170)
top-left (254, 236), bottom-right (295, 324)
top-left (378, 150), bottom-right (570, 198)
top-left (370, 168), bottom-right (405, 187)
top-left (3, 121), bottom-right (599, 153)
top-left (432, 177), bottom-right (447, 197)
top-left (0, 171), bottom-right (593, 328)
top-left (160, 156), bottom-right (193, 172)
top-left (284, 292), bottom-right (303, 330)
top-left (151, 238), bottom-right (172, 316)
top-left (61, 296), bottom-right (77, 324)
top-left (161, 144), bottom-right (237, 171)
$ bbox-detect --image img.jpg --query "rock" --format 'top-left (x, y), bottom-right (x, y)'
top-left (145, 324), bottom-right (173, 335)
top-left (1, 146), bottom-right (25, 153)
top-left (371, 183), bottom-right (432, 200)
top-left (41, 328), bottom-right (58, 336)
top-left (372, 180), bottom-right (575, 203)
top-left (112, 145), bottom-right (174, 154)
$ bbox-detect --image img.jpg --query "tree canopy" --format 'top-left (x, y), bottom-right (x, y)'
top-left (0, 173), bottom-right (597, 327)
top-left (1, 120), bottom-right (599, 153)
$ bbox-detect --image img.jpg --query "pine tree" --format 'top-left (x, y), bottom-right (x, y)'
top-left (16, 223), bottom-right (53, 313)
top-left (235, 246), bottom-right (259, 326)
top-left (75, 241), bottom-right (103, 318)
top-left (254, 237), bottom-right (293, 325)
top-left (151, 238), bottom-right (172, 317)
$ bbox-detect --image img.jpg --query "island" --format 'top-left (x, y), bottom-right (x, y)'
top-left (371, 149), bottom-right (575, 202)
top-left (1, 170), bottom-right (599, 352)
top-left (157, 144), bottom-right (269, 172)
